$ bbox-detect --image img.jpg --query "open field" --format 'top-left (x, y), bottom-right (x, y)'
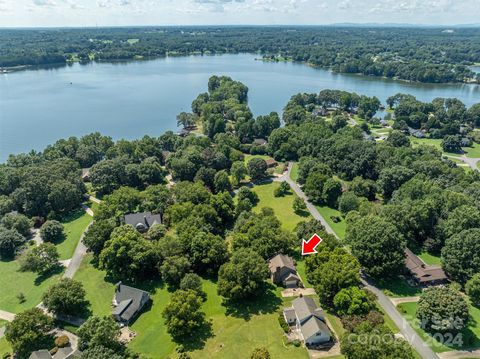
top-left (0, 258), bottom-right (63, 313)
top-left (57, 210), bottom-right (93, 260)
top-left (378, 277), bottom-right (422, 298)
top-left (0, 337), bottom-right (11, 358)
top-left (410, 137), bottom-right (480, 159)
top-left (252, 182), bottom-right (311, 232)
top-left (398, 301), bottom-right (480, 353)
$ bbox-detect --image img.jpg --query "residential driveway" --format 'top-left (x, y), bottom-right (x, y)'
top-left (0, 310), bottom-right (15, 322)
top-left (286, 162), bottom-right (439, 359)
top-left (63, 222), bottom-right (92, 279)
top-left (438, 349), bottom-right (480, 359)
top-left (281, 288), bottom-right (316, 298)
top-left (391, 296), bottom-right (421, 306)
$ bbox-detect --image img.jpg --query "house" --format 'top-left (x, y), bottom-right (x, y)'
top-left (461, 137), bottom-right (472, 147)
top-left (404, 248), bottom-right (447, 286)
top-left (124, 211), bottom-right (161, 233)
top-left (81, 168), bottom-right (91, 182)
top-left (253, 138), bottom-right (268, 146)
top-left (379, 119), bottom-right (389, 127)
top-left (408, 127), bottom-right (425, 138)
top-left (29, 348), bottom-right (80, 359)
top-left (112, 282), bottom-right (150, 324)
top-left (265, 158), bottom-right (278, 168)
top-left (268, 254), bottom-right (301, 288)
top-left (283, 296), bottom-right (332, 347)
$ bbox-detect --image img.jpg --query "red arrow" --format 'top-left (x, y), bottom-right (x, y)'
top-left (302, 234), bottom-right (322, 255)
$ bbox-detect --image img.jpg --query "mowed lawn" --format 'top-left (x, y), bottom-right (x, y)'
top-left (0, 337), bottom-right (11, 358)
top-left (398, 301), bottom-right (480, 353)
top-left (0, 259), bottom-right (63, 313)
top-left (252, 182), bottom-right (311, 232)
top-left (410, 137), bottom-right (480, 159)
top-left (57, 210), bottom-right (93, 260)
top-left (315, 205), bottom-right (346, 240)
top-left (73, 254), bottom-right (115, 317)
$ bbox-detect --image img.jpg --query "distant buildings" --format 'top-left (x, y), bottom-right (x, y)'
top-left (407, 127), bottom-right (425, 138)
top-left (124, 211), bottom-right (161, 233)
top-left (283, 296), bottom-right (332, 347)
top-left (112, 282), bottom-right (150, 325)
top-left (268, 254), bottom-right (301, 288)
top-left (253, 138), bottom-right (268, 146)
top-left (404, 248), bottom-right (447, 286)
top-left (265, 158), bottom-right (279, 168)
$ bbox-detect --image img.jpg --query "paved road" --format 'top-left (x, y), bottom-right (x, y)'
top-left (0, 310), bottom-right (14, 322)
top-left (63, 220), bottom-right (92, 279)
top-left (284, 162), bottom-right (438, 359)
top-left (444, 154), bottom-right (480, 171)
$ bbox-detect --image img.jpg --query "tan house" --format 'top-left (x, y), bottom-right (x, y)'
top-left (268, 254), bottom-right (301, 288)
top-left (404, 248), bottom-right (447, 286)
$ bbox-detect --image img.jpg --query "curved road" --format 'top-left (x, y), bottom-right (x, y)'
top-left (283, 162), bottom-right (438, 359)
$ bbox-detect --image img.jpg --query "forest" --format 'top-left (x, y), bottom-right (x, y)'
top-left (1, 26), bottom-right (480, 83)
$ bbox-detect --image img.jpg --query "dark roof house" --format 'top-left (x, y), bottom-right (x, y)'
top-left (283, 296), bottom-right (332, 347)
top-left (404, 248), bottom-right (447, 285)
top-left (29, 348), bottom-right (80, 359)
top-left (265, 158), bottom-right (278, 168)
top-left (112, 282), bottom-right (150, 324)
top-left (268, 254), bottom-right (301, 288)
top-left (124, 211), bottom-right (161, 233)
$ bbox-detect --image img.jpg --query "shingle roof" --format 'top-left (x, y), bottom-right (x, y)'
top-left (268, 254), bottom-right (295, 273)
top-left (405, 248), bottom-right (447, 283)
top-left (29, 350), bottom-right (53, 359)
top-left (283, 307), bottom-right (296, 323)
top-left (124, 212), bottom-right (161, 230)
top-left (113, 283), bottom-right (150, 323)
top-left (301, 315), bottom-right (331, 341)
top-left (53, 347), bottom-right (73, 359)
top-left (292, 296), bottom-right (317, 322)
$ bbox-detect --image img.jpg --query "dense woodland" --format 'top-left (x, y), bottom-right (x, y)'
top-left (3, 77), bottom-right (480, 357)
top-left (1, 26), bottom-right (480, 83)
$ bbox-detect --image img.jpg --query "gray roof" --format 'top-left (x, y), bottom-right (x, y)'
top-left (269, 254), bottom-right (295, 273)
top-left (124, 212), bottom-right (161, 230)
top-left (29, 351), bottom-right (53, 359)
top-left (292, 296), bottom-right (318, 322)
top-left (53, 347), bottom-right (74, 359)
top-left (113, 283), bottom-right (150, 323)
top-left (301, 315), bottom-right (331, 340)
top-left (284, 307), bottom-right (296, 322)
top-left (253, 138), bottom-right (267, 146)
top-left (285, 273), bottom-right (301, 281)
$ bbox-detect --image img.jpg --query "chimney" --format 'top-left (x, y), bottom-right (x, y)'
top-left (144, 215), bottom-right (149, 227)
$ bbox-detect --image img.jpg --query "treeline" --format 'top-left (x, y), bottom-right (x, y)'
top-left (1, 27), bottom-right (480, 83)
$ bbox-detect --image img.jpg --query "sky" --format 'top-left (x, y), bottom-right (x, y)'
top-left (0, 0), bottom-right (479, 27)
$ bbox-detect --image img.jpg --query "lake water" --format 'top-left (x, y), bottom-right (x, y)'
top-left (1, 54), bottom-right (479, 161)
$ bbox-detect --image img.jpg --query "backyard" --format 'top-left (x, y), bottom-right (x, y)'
top-left (57, 210), bottom-right (93, 260)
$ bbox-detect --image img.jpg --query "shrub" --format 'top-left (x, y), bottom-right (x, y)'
top-left (40, 220), bottom-right (65, 243)
top-left (55, 335), bottom-right (70, 348)
top-left (278, 312), bottom-right (289, 333)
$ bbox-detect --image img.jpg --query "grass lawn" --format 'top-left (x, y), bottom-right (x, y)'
top-left (252, 182), bottom-right (311, 232)
top-left (73, 254), bottom-right (115, 317)
top-left (315, 205), bottom-right (346, 240)
top-left (410, 137), bottom-right (480, 159)
top-left (0, 259), bottom-right (63, 313)
top-left (57, 210), bottom-right (92, 260)
top-left (417, 251), bottom-right (442, 266)
top-left (463, 143), bottom-right (480, 158)
top-left (243, 154), bottom-right (271, 165)
top-left (377, 277), bottom-right (422, 298)
top-left (397, 301), bottom-right (480, 352)
top-left (290, 162), bottom-right (299, 182)
top-left (0, 337), bottom-right (11, 358)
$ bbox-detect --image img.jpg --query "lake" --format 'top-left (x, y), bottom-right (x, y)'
top-left (1, 54), bottom-right (479, 161)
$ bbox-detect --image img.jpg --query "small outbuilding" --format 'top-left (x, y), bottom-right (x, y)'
top-left (81, 168), bottom-right (91, 182)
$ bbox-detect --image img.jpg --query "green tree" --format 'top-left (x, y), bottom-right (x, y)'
top-left (77, 316), bottom-right (120, 351)
top-left (442, 228), bottom-right (480, 285)
top-left (346, 215), bottom-right (406, 279)
top-left (40, 220), bottom-right (65, 243)
top-left (333, 286), bottom-right (373, 316)
top-left (386, 130), bottom-right (410, 147)
top-left (42, 278), bottom-right (88, 316)
top-left (218, 248), bottom-right (268, 300)
top-left (377, 165), bottom-right (415, 199)
top-left (236, 186), bottom-right (259, 205)
top-left (79, 346), bottom-right (124, 359)
top-left (247, 157), bottom-right (268, 180)
top-left (338, 192), bottom-right (360, 215)
top-left (442, 135), bottom-right (462, 153)
top-left (230, 161), bottom-right (247, 187)
top-left (176, 112), bottom-right (196, 129)
top-left (214, 170), bottom-right (232, 193)
top-left (0, 213), bottom-right (31, 237)
top-left (304, 173), bottom-right (328, 203)
top-left (190, 232), bottom-right (228, 274)
top-left (5, 308), bottom-right (54, 358)
top-left (466, 273), bottom-right (480, 307)
top-left (0, 227), bottom-right (25, 259)
top-left (274, 181), bottom-right (290, 197)
top-left (416, 286), bottom-right (469, 333)
top-left (180, 273), bottom-right (206, 301)
top-left (350, 176), bottom-right (377, 201)
top-left (160, 256), bottom-right (191, 287)
top-left (82, 219), bottom-right (116, 256)
top-left (146, 224), bottom-right (167, 241)
top-left (293, 197), bottom-right (307, 214)
top-left (20, 243), bottom-right (60, 275)
top-left (99, 225), bottom-right (160, 282)
top-left (48, 179), bottom-right (83, 214)
top-left (162, 289), bottom-right (205, 338)
top-left (322, 178), bottom-right (342, 207)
